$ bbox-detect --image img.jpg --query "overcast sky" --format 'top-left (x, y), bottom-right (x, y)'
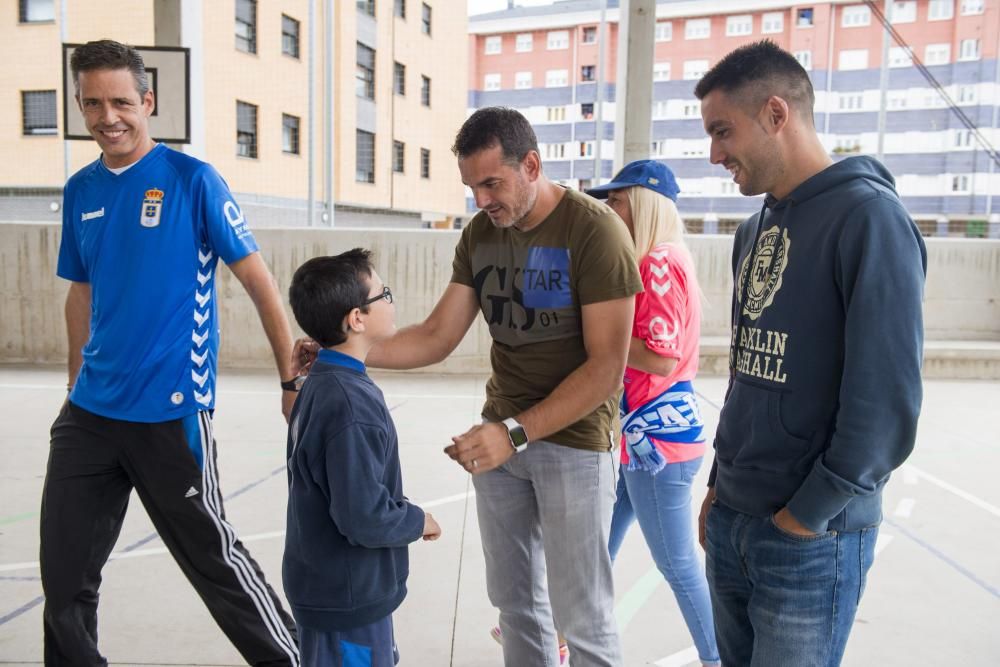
top-left (468, 0), bottom-right (555, 17)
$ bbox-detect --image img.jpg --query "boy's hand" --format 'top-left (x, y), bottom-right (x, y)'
top-left (445, 422), bottom-right (514, 475)
top-left (422, 512), bottom-right (442, 541)
top-left (291, 337), bottom-right (321, 376)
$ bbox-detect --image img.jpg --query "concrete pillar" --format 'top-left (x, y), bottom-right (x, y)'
top-left (989, 213), bottom-right (1000, 239)
top-left (613, 0), bottom-right (656, 172)
top-left (936, 215), bottom-right (949, 237)
top-left (703, 212), bottom-right (719, 235)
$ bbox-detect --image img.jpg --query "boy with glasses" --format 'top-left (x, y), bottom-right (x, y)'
top-left (284, 249), bottom-right (442, 666)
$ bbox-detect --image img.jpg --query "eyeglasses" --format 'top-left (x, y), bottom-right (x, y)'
top-left (361, 285), bottom-right (393, 306)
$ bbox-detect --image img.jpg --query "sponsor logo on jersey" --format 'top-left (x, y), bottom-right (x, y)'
top-left (82, 207), bottom-right (105, 222)
top-left (141, 188), bottom-right (164, 228)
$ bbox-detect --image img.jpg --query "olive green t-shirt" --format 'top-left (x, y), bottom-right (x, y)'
top-left (451, 187), bottom-right (642, 451)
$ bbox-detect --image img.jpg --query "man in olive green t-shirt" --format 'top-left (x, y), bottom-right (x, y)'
top-left (296, 107), bottom-right (641, 667)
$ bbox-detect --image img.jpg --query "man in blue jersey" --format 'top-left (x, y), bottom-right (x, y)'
top-left (41, 40), bottom-right (300, 666)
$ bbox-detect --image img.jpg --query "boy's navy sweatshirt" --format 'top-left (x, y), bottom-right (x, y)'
top-left (282, 349), bottom-right (424, 631)
top-left (711, 156), bottom-right (927, 534)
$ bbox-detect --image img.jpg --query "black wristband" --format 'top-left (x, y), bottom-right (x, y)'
top-left (280, 376), bottom-right (305, 392)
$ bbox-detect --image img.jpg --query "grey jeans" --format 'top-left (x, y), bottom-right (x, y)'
top-left (473, 439), bottom-right (623, 667)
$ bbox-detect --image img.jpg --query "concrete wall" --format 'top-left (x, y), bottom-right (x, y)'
top-left (2, 223), bottom-right (998, 375)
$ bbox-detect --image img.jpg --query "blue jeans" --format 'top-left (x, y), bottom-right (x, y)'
top-left (704, 502), bottom-right (878, 667)
top-left (473, 439), bottom-right (622, 667)
top-left (609, 457), bottom-right (720, 666)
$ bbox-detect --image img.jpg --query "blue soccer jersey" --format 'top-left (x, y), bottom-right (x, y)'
top-left (57, 144), bottom-right (259, 422)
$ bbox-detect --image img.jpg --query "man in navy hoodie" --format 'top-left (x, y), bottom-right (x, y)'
top-left (694, 41), bottom-right (926, 666)
top-left (284, 249), bottom-right (442, 666)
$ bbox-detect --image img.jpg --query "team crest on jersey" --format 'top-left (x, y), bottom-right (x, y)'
top-left (141, 188), bottom-right (164, 227)
top-left (737, 225), bottom-right (790, 321)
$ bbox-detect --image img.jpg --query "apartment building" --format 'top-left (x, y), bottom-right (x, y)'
top-left (469, 0), bottom-right (1000, 224)
top-left (1, 0), bottom-right (468, 226)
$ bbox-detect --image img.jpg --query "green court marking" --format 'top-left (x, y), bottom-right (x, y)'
top-left (614, 567), bottom-right (664, 630)
top-left (0, 511), bottom-right (39, 526)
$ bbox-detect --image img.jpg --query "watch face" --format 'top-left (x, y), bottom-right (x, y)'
top-left (509, 426), bottom-right (528, 447)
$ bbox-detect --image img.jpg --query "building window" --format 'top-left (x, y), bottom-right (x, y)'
top-left (580, 103), bottom-right (594, 120)
top-left (685, 18), bottom-right (710, 40)
top-left (236, 101), bottom-right (258, 158)
top-left (421, 3), bottom-right (431, 35)
top-left (839, 49), bottom-right (869, 71)
top-left (546, 69), bottom-right (568, 87)
top-left (356, 130), bottom-right (375, 183)
top-left (516, 33), bottom-right (533, 52)
top-left (797, 8), bottom-right (814, 26)
top-left (393, 62), bottom-right (406, 95)
top-left (19, 0), bottom-right (54, 22)
top-left (761, 12), bottom-right (784, 34)
top-left (959, 39), bottom-right (981, 61)
top-left (953, 130), bottom-right (973, 148)
top-left (542, 143), bottom-right (565, 159)
top-left (682, 101), bottom-right (700, 118)
top-left (838, 92), bottom-right (864, 110)
top-left (652, 100), bottom-right (669, 119)
top-left (485, 35), bottom-right (501, 55)
top-left (356, 43), bottom-right (375, 99)
top-left (282, 15), bottom-right (300, 58)
top-left (420, 148), bottom-right (430, 178)
top-left (951, 175), bottom-right (970, 192)
top-left (421, 75), bottom-right (431, 106)
top-left (794, 50), bottom-right (812, 70)
top-left (395, 0), bottom-right (406, 19)
top-left (515, 71), bottom-right (533, 89)
top-left (21, 90), bottom-right (56, 135)
top-left (834, 136), bottom-right (862, 153)
top-left (961, 0), bottom-right (984, 14)
top-left (357, 0), bottom-right (375, 17)
top-left (841, 4), bottom-right (870, 27)
top-left (547, 105), bottom-right (566, 121)
top-left (889, 47), bottom-right (913, 68)
top-left (925, 43), bottom-right (951, 65)
top-left (957, 85), bottom-right (977, 104)
top-left (887, 90), bottom-right (908, 109)
top-left (683, 59), bottom-right (709, 80)
top-left (484, 73), bottom-right (501, 91)
top-left (653, 62), bottom-right (671, 81)
top-left (579, 141), bottom-right (593, 158)
top-left (235, 0), bottom-right (257, 53)
top-left (547, 30), bottom-right (570, 49)
top-left (582, 26), bottom-right (597, 44)
top-left (655, 21), bottom-right (673, 41)
top-left (581, 65), bottom-right (596, 82)
top-left (891, 1), bottom-right (916, 23)
top-left (393, 140), bottom-right (405, 173)
top-left (282, 114), bottom-right (300, 154)
top-left (726, 15), bottom-right (752, 36)
top-left (929, 0), bottom-right (953, 20)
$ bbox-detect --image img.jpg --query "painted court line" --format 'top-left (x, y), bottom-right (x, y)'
top-left (0, 490), bottom-right (476, 574)
top-left (894, 498), bottom-right (916, 518)
top-left (653, 646), bottom-right (699, 667)
top-left (903, 464), bottom-right (1000, 519)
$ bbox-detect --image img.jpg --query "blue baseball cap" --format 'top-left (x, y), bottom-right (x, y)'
top-left (585, 159), bottom-right (680, 202)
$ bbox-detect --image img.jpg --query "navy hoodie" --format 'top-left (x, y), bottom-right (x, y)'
top-left (282, 349), bottom-right (425, 631)
top-left (710, 156), bottom-right (927, 534)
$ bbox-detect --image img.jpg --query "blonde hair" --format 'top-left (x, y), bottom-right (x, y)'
top-left (624, 185), bottom-right (688, 258)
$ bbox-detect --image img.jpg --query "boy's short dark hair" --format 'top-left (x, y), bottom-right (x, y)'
top-left (289, 249), bottom-right (374, 348)
top-left (694, 40), bottom-right (815, 125)
top-left (451, 106), bottom-right (539, 165)
top-left (70, 39), bottom-right (150, 98)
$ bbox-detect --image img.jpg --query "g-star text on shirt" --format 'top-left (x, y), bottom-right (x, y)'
top-left (733, 325), bottom-right (788, 384)
top-left (474, 264), bottom-right (565, 331)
